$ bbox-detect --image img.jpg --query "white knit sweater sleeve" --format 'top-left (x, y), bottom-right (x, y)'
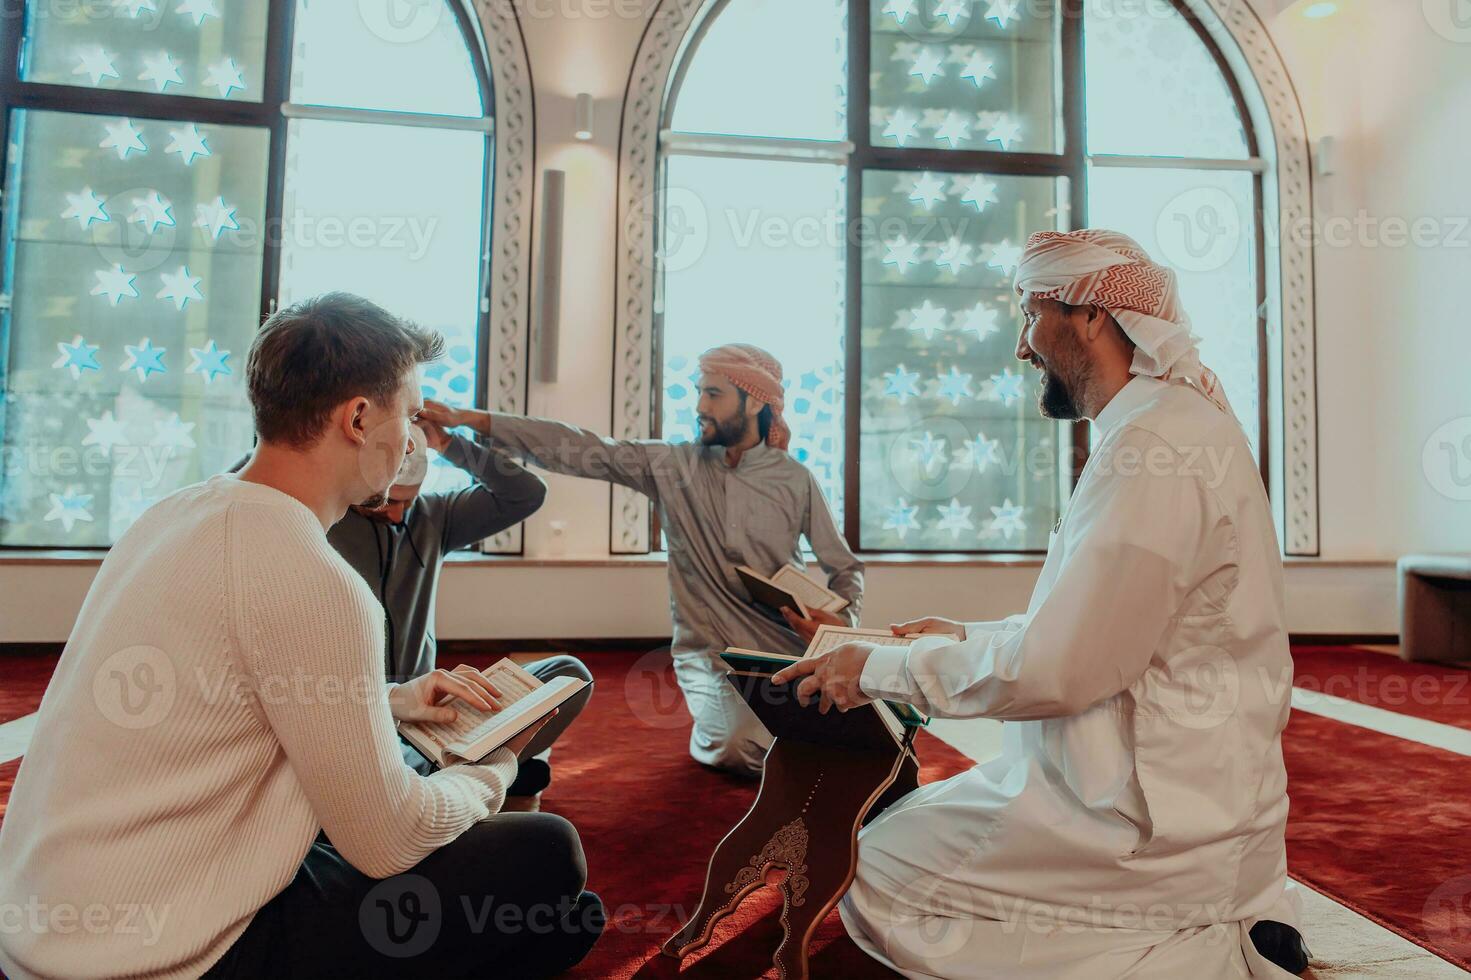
top-left (227, 501), bottom-right (518, 879)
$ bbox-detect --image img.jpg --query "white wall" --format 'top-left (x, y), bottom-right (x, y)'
top-left (1264, 0), bottom-right (1471, 558)
top-left (3, 0), bottom-right (1462, 644)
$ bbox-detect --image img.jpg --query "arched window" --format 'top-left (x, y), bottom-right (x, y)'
top-left (0, 0), bottom-right (532, 549)
top-left (623, 0), bottom-right (1314, 555)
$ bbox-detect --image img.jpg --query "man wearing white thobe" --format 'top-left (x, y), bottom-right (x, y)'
top-left (776, 230), bottom-right (1306, 978)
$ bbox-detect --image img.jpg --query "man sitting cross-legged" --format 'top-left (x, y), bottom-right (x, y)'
top-left (0, 293), bottom-right (602, 979)
top-left (419, 343), bottom-right (864, 777)
top-left (238, 407), bottom-right (595, 807)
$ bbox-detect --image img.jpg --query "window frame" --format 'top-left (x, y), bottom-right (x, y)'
top-left (0, 0), bottom-right (533, 553)
top-left (648, 0), bottom-right (1268, 555)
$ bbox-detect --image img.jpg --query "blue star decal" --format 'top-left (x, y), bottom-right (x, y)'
top-left (53, 335), bottom-right (103, 379)
top-left (882, 498), bottom-right (922, 540)
top-left (120, 337), bottom-right (168, 382)
top-left (884, 364), bottom-right (922, 404)
top-left (187, 339), bottom-right (232, 384)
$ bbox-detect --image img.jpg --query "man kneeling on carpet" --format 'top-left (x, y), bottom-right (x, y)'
top-left (418, 343), bottom-right (864, 777)
top-left (774, 231), bottom-right (1311, 979)
top-left (235, 403), bottom-right (594, 808)
top-left (0, 293), bottom-right (602, 979)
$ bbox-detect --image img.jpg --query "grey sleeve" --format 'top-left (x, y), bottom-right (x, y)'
top-left (802, 471), bottom-right (864, 624)
top-left (418, 434), bottom-right (549, 552)
top-left (483, 414), bottom-right (669, 501)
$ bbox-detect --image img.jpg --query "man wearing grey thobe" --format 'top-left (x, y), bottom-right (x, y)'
top-left (419, 343), bottom-right (863, 777)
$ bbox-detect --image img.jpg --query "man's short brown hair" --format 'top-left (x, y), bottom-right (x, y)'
top-left (247, 292), bottom-right (443, 448)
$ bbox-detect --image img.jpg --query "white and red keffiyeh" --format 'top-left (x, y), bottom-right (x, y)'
top-left (1013, 228), bottom-right (1233, 415)
top-left (697, 343), bottom-right (792, 451)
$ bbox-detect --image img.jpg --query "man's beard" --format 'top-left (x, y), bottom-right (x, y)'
top-left (357, 489), bottom-right (391, 509)
top-left (1035, 345), bottom-right (1091, 420)
top-left (699, 412), bottom-right (750, 447)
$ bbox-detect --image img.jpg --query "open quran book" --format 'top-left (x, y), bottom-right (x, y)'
top-left (721, 625), bottom-right (928, 750)
top-left (735, 563), bottom-right (850, 620)
top-left (399, 659), bottom-right (588, 767)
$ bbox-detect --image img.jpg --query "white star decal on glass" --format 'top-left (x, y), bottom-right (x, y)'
top-left (908, 172), bottom-right (947, 210)
top-left (910, 431), bottom-right (949, 471)
top-left (176, 0), bottom-right (219, 26)
top-left (99, 118), bottom-right (146, 160)
top-left (83, 411), bottom-right (129, 456)
top-left (44, 490), bottom-right (95, 533)
top-left (882, 108), bottom-right (919, 147)
top-left (906, 300), bottom-right (949, 341)
top-left (934, 111), bottom-right (971, 148)
top-left (958, 175), bottom-right (999, 211)
top-left (91, 264), bottom-right (139, 306)
top-left (936, 366), bottom-right (975, 405)
top-left (138, 51), bottom-right (183, 92)
top-left (933, 237), bottom-right (975, 275)
top-left (957, 433), bottom-right (1003, 473)
top-left (202, 58), bottom-right (246, 98)
top-left (956, 301), bottom-right (1001, 341)
top-left (960, 51), bottom-right (997, 87)
top-left (988, 498), bottom-right (1027, 539)
top-left (884, 364), bottom-right (922, 404)
top-left (187, 339), bottom-right (232, 383)
top-left (129, 190), bottom-right (175, 235)
top-left (53, 335), bottom-right (103, 379)
top-left (153, 412), bottom-right (197, 450)
top-left (194, 196), bottom-right (239, 240)
top-left (985, 115), bottom-right (1023, 150)
top-left (984, 0), bottom-right (1021, 28)
top-left (986, 239), bottom-right (1023, 274)
top-left (882, 0), bottom-right (917, 23)
top-left (72, 46), bottom-right (119, 86)
top-left (883, 499), bottom-right (922, 540)
top-left (935, 0), bottom-right (970, 26)
top-left (988, 367), bottom-right (1026, 405)
top-left (120, 338), bottom-right (168, 381)
top-left (62, 187), bottom-right (109, 229)
top-left (909, 48), bottom-right (945, 85)
top-left (935, 498), bottom-right (974, 539)
top-left (114, 0), bottom-right (158, 15)
top-left (157, 266), bottom-right (203, 310)
top-left (165, 124), bottom-right (211, 166)
top-left (881, 235), bottom-right (923, 274)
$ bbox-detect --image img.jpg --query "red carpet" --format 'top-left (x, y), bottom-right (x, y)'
top-left (3, 645), bottom-right (1469, 973)
top-left (1291, 646), bottom-right (1471, 730)
top-left (0, 652), bottom-right (57, 724)
top-left (455, 649), bottom-right (976, 979)
top-left (1283, 709), bottom-right (1471, 970)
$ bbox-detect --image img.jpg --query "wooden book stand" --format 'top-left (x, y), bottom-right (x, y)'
top-left (662, 693), bottom-right (920, 979)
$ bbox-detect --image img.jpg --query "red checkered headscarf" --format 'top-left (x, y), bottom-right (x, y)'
top-left (697, 343), bottom-right (791, 451)
top-left (1013, 229), bottom-right (1232, 415)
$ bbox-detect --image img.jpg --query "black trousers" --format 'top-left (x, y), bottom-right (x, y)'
top-left (205, 813), bottom-right (603, 979)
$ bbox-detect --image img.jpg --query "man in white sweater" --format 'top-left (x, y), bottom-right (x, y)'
top-left (0, 293), bottom-right (603, 978)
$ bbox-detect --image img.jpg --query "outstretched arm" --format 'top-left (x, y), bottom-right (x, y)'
top-left (415, 424), bottom-right (549, 551)
top-left (419, 401), bottom-right (667, 500)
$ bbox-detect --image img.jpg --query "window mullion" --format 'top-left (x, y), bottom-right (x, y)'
top-left (843, 0), bottom-right (872, 549)
top-left (259, 0), bottom-right (297, 322)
